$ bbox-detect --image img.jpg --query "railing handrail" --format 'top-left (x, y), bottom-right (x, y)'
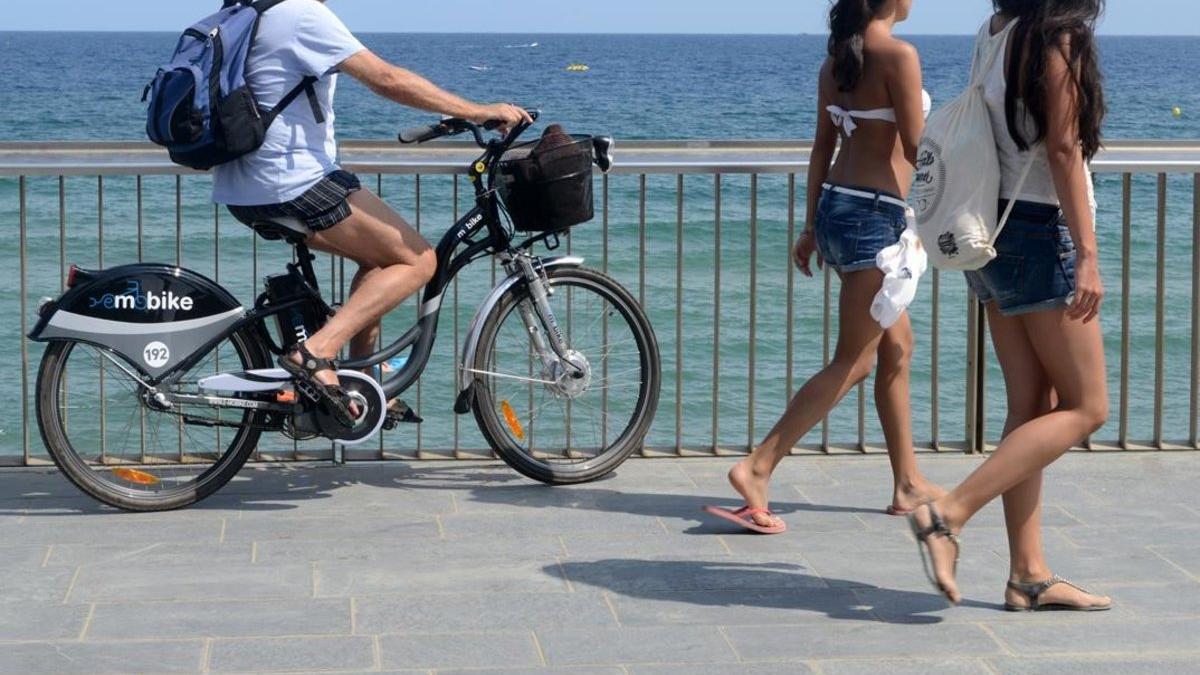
top-left (3, 139), bottom-right (1200, 177)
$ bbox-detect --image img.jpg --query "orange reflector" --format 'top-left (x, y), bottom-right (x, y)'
top-left (500, 400), bottom-right (525, 440)
top-left (113, 468), bottom-right (160, 486)
top-left (276, 389), bottom-right (298, 404)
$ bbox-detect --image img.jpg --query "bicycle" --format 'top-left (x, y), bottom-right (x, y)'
top-left (28, 111), bottom-right (662, 511)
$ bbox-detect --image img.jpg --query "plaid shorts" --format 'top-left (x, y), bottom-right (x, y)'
top-left (227, 170), bottom-right (362, 233)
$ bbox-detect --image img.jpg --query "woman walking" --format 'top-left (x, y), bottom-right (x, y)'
top-left (705, 0), bottom-right (943, 534)
top-left (909, 0), bottom-right (1112, 610)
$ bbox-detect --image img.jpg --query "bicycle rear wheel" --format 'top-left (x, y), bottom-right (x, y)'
top-left (35, 328), bottom-right (270, 511)
top-left (471, 266), bottom-right (660, 484)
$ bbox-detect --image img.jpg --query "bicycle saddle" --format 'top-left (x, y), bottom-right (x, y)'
top-left (251, 217), bottom-right (311, 244)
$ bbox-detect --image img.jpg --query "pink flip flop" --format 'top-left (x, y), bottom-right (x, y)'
top-left (702, 505), bottom-right (787, 535)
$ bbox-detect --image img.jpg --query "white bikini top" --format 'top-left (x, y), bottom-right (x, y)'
top-left (827, 89), bottom-right (932, 136)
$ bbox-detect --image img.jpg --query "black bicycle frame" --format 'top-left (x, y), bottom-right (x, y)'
top-left (148, 119), bottom-right (556, 401)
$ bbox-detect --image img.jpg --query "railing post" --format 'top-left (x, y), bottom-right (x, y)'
top-left (19, 176), bottom-right (29, 465)
top-left (675, 174), bottom-right (684, 455)
top-left (1192, 173), bottom-right (1200, 449)
top-left (821, 263), bottom-right (831, 453)
top-left (931, 268), bottom-right (940, 451)
top-left (785, 174), bottom-right (796, 405)
top-left (1154, 174), bottom-right (1167, 449)
top-left (965, 291), bottom-right (984, 454)
top-left (1119, 174), bottom-right (1131, 449)
top-left (748, 174), bottom-right (758, 452)
top-left (711, 173), bottom-right (722, 453)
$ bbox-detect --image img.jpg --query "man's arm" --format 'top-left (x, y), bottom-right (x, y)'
top-left (339, 50), bottom-right (531, 129)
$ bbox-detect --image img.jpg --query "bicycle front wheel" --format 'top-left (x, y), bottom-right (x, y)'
top-left (471, 266), bottom-right (660, 484)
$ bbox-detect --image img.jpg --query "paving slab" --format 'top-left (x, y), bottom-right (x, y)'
top-left (986, 655), bottom-right (1200, 674)
top-left (0, 602), bottom-right (90, 640)
top-left (630, 664), bottom-right (818, 675)
top-left (0, 639), bottom-right (205, 673)
top-left (208, 635), bottom-right (375, 673)
top-left (984, 616), bottom-right (1200, 656)
top-left (85, 598), bottom-right (352, 640)
top-left (535, 625), bottom-right (740, 666)
top-left (376, 631), bottom-right (542, 670)
top-left (354, 591), bottom-right (618, 633)
top-left (67, 562), bottom-right (314, 603)
top-left (814, 657), bottom-right (992, 674)
top-left (45, 542), bottom-right (253, 567)
top-left (723, 622), bottom-right (1005, 661)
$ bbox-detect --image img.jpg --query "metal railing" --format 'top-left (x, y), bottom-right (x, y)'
top-left (1, 140), bottom-right (1198, 465)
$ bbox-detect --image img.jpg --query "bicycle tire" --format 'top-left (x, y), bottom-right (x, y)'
top-left (35, 328), bottom-right (271, 511)
top-left (471, 266), bottom-right (660, 484)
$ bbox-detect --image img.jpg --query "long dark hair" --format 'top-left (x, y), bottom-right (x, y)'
top-left (994, 0), bottom-right (1106, 160)
top-left (828, 0), bottom-right (887, 92)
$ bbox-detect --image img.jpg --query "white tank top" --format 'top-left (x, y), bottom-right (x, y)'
top-left (977, 19), bottom-right (1096, 212)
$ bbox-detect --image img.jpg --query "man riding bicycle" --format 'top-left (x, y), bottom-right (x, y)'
top-left (213, 0), bottom-right (530, 425)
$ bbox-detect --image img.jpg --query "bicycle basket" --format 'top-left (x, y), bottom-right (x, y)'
top-left (499, 134), bottom-right (595, 232)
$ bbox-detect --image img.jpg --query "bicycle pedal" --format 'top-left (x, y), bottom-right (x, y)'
top-left (294, 378), bottom-right (321, 404)
top-left (383, 401), bottom-right (423, 430)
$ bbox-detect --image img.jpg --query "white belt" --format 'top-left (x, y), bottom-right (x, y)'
top-left (822, 183), bottom-right (908, 210)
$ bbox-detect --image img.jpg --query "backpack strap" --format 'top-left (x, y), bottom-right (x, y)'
top-left (262, 76), bottom-right (326, 126)
top-left (988, 152), bottom-right (1038, 247)
top-left (971, 18), bottom-right (1019, 87)
top-left (251, 0), bottom-right (293, 13)
top-left (238, 0), bottom-right (325, 126)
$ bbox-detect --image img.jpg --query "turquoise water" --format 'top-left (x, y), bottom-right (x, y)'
top-left (1, 32), bottom-right (1198, 457)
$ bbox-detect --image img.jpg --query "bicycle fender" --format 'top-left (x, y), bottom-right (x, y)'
top-left (456, 256), bottom-right (585, 411)
top-left (28, 264), bottom-right (245, 380)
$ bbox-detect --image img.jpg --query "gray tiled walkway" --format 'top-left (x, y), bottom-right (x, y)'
top-left (1, 452), bottom-right (1198, 674)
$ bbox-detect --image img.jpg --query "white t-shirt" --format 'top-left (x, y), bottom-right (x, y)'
top-left (977, 19), bottom-right (1096, 212)
top-left (212, 0), bottom-right (365, 206)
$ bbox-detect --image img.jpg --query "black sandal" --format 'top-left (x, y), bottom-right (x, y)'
top-left (279, 344), bottom-right (358, 428)
top-left (1004, 575), bottom-right (1112, 612)
top-left (908, 502), bottom-right (962, 603)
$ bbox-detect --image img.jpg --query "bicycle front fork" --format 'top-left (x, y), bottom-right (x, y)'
top-left (510, 253), bottom-right (576, 375)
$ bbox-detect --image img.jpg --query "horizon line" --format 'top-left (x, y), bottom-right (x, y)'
top-left (0, 29), bottom-right (1196, 38)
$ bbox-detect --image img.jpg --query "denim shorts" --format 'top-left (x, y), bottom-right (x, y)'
top-left (813, 184), bottom-right (907, 273)
top-left (964, 201), bottom-right (1077, 317)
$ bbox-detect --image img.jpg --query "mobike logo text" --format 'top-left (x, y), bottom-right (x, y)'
top-left (89, 280), bottom-right (195, 312)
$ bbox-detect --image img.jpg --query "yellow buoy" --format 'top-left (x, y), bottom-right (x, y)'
top-left (566, 63), bottom-right (590, 73)
top-left (1173, 106), bottom-right (1183, 119)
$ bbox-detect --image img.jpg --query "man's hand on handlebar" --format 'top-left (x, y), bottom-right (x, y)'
top-left (468, 103), bottom-right (533, 133)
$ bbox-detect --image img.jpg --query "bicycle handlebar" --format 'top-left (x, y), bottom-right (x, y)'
top-left (398, 108), bottom-right (541, 148)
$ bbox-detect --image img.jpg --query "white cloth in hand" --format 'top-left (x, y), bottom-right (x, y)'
top-left (871, 209), bottom-right (928, 329)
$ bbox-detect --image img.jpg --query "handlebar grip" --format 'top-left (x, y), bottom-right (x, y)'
top-left (480, 107), bottom-right (541, 131)
top-left (398, 123), bottom-right (446, 145)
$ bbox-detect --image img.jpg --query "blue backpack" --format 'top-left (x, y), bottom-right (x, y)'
top-left (145, 0), bottom-right (325, 171)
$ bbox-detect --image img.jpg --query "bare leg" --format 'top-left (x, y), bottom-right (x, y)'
top-left (728, 268), bottom-right (887, 528)
top-left (985, 306), bottom-right (1110, 609)
top-left (345, 266), bottom-right (381, 362)
top-left (292, 189), bottom-right (436, 390)
top-left (914, 305), bottom-right (1109, 603)
top-left (875, 312), bottom-right (945, 512)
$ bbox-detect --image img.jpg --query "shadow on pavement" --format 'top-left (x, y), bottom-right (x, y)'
top-left (550, 558), bottom-right (991, 624)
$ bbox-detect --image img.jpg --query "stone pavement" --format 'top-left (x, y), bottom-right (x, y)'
top-left (1, 452), bottom-right (1199, 674)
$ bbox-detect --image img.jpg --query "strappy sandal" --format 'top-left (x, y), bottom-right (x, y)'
top-left (1004, 575), bottom-right (1112, 612)
top-left (908, 502), bottom-right (962, 603)
top-left (279, 343), bottom-right (358, 428)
